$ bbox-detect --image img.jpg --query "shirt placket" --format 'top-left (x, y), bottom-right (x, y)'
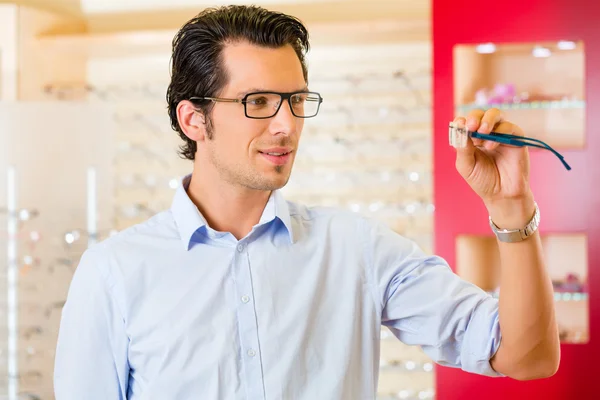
top-left (233, 241), bottom-right (266, 400)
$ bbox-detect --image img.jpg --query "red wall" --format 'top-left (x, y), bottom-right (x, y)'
top-left (433, 0), bottom-right (600, 398)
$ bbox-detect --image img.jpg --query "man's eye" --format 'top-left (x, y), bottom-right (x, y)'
top-left (248, 97), bottom-right (268, 106)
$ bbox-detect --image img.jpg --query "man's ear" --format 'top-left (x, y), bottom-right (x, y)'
top-left (176, 100), bottom-right (208, 142)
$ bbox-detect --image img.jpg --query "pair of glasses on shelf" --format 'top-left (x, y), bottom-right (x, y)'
top-left (448, 121), bottom-right (571, 170)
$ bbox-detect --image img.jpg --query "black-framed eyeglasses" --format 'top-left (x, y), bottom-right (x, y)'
top-left (448, 122), bottom-right (571, 170)
top-left (190, 91), bottom-right (323, 119)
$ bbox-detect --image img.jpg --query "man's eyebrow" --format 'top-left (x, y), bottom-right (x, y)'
top-left (235, 86), bottom-right (310, 97)
top-left (235, 88), bottom-right (265, 97)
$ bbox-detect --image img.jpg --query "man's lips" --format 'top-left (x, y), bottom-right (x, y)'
top-left (259, 149), bottom-right (293, 165)
top-left (259, 147), bottom-right (293, 155)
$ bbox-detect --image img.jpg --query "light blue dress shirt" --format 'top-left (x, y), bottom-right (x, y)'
top-left (54, 174), bottom-right (502, 400)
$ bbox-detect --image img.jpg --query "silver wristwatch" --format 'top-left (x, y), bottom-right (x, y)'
top-left (489, 202), bottom-right (540, 243)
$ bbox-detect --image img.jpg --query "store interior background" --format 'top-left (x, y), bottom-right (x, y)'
top-left (0, 0), bottom-right (592, 399)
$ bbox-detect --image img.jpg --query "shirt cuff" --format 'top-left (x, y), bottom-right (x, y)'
top-left (460, 296), bottom-right (505, 377)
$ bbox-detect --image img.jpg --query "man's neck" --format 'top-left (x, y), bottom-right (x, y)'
top-left (186, 170), bottom-right (272, 241)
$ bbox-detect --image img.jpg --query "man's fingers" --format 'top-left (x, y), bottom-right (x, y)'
top-left (479, 108), bottom-right (504, 134)
top-left (466, 109), bottom-right (485, 132)
top-left (454, 108), bottom-right (524, 153)
top-left (484, 120), bottom-right (524, 150)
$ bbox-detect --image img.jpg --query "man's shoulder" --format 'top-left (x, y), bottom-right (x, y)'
top-left (82, 209), bottom-right (179, 268)
top-left (103, 209), bottom-right (177, 245)
top-left (285, 198), bottom-right (413, 244)
top-left (286, 199), bottom-right (373, 230)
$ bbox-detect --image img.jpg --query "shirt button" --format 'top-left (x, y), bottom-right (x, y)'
top-left (247, 349), bottom-right (256, 357)
top-left (241, 295), bottom-right (250, 303)
top-left (237, 244), bottom-right (245, 252)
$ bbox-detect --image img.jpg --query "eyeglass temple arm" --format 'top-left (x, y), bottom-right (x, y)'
top-left (470, 131), bottom-right (572, 171)
top-left (189, 96), bottom-right (240, 103)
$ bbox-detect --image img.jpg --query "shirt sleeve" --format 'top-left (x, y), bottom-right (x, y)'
top-left (364, 218), bottom-right (504, 377)
top-left (54, 248), bottom-right (130, 399)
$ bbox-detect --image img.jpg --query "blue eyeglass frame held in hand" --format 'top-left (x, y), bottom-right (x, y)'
top-left (448, 122), bottom-right (571, 171)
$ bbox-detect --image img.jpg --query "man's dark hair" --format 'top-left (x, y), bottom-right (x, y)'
top-left (166, 5), bottom-right (310, 160)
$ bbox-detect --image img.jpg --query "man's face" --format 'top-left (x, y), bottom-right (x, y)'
top-left (202, 41), bottom-right (306, 192)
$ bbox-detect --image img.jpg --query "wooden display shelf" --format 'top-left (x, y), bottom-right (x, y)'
top-left (455, 233), bottom-right (588, 344)
top-left (453, 41), bottom-right (585, 149)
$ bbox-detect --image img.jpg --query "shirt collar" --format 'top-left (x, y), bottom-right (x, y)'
top-left (170, 174), bottom-right (210, 250)
top-left (270, 189), bottom-right (295, 244)
top-left (171, 174), bottom-right (294, 250)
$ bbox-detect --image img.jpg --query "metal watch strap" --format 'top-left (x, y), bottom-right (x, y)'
top-left (488, 202), bottom-right (540, 243)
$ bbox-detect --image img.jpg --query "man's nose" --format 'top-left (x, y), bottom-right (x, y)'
top-left (269, 99), bottom-right (297, 135)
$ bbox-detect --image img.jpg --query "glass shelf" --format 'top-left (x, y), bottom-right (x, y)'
top-left (487, 291), bottom-right (588, 302)
top-left (553, 292), bottom-right (588, 301)
top-left (456, 99), bottom-right (585, 112)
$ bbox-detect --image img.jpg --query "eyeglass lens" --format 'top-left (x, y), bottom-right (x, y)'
top-left (245, 92), bottom-right (321, 118)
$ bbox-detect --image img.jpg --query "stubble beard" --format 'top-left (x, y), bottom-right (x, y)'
top-left (204, 123), bottom-right (295, 191)
top-left (207, 145), bottom-right (292, 191)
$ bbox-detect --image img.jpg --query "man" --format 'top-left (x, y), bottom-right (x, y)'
top-left (54, 5), bottom-right (559, 400)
